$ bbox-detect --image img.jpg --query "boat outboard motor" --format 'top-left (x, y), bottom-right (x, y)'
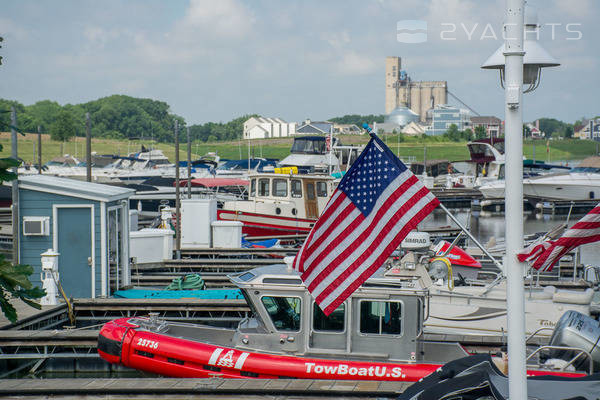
top-left (548, 310), bottom-right (600, 371)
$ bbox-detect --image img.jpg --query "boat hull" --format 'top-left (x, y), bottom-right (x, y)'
top-left (98, 317), bottom-right (584, 380)
top-left (522, 173), bottom-right (600, 200)
top-left (98, 317), bottom-right (439, 381)
top-left (217, 209), bottom-right (314, 238)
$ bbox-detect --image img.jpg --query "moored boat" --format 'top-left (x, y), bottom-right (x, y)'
top-left (217, 172), bottom-right (335, 238)
top-left (98, 262), bottom-right (595, 381)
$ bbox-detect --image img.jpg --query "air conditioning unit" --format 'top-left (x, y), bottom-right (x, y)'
top-left (23, 216), bottom-right (50, 236)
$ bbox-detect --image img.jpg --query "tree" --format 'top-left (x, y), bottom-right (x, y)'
top-left (523, 124), bottom-right (531, 139)
top-left (0, 259), bottom-right (46, 323)
top-left (0, 36), bottom-right (3, 66)
top-left (50, 110), bottom-right (77, 141)
top-left (329, 114), bottom-right (386, 125)
top-left (463, 128), bottom-right (473, 141)
top-left (474, 125), bottom-right (487, 139)
top-left (444, 124), bottom-right (460, 141)
top-left (564, 126), bottom-right (574, 139)
top-left (538, 118), bottom-right (570, 138)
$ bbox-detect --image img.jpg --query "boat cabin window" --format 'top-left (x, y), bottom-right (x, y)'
top-left (258, 179), bottom-right (270, 197)
top-left (238, 272), bottom-right (255, 282)
top-left (316, 181), bottom-right (328, 197)
top-left (272, 179), bottom-right (288, 197)
top-left (250, 179), bottom-right (256, 197)
top-left (306, 183), bottom-right (316, 200)
top-left (291, 180), bottom-right (302, 198)
top-left (261, 296), bottom-right (301, 331)
top-left (359, 301), bottom-right (402, 336)
top-left (313, 303), bottom-right (345, 332)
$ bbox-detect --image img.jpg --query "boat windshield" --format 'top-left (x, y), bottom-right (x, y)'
top-left (291, 138), bottom-right (327, 154)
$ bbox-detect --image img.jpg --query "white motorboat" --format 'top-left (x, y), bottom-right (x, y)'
top-left (279, 136), bottom-right (340, 174)
top-left (522, 157), bottom-right (600, 200)
top-left (446, 138), bottom-right (505, 189)
top-left (392, 250), bottom-right (593, 337)
top-left (477, 160), bottom-right (572, 199)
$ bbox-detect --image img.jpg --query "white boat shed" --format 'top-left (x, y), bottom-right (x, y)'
top-left (17, 175), bottom-right (135, 298)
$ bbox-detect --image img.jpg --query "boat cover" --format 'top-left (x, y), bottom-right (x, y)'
top-left (181, 178), bottom-right (249, 188)
top-left (398, 354), bottom-right (600, 400)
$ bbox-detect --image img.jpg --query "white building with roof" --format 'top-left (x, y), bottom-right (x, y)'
top-left (243, 117), bottom-right (296, 140)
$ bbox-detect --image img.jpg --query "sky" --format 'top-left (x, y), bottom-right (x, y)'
top-left (1, 0), bottom-right (598, 125)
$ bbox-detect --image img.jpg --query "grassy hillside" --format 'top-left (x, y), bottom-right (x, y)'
top-left (0, 133), bottom-right (597, 165)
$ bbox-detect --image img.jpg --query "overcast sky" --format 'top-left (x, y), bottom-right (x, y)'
top-left (1, 0), bottom-right (598, 125)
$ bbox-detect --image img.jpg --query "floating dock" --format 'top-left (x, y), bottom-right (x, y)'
top-left (0, 377), bottom-right (412, 398)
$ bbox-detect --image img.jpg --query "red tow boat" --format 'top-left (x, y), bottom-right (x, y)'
top-left (98, 264), bottom-right (589, 381)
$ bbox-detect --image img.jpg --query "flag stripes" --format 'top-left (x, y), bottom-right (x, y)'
top-left (293, 135), bottom-right (440, 315)
top-left (518, 203), bottom-right (600, 272)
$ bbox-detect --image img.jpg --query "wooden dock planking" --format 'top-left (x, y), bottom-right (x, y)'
top-left (0, 378), bottom-right (410, 397)
top-left (0, 299), bottom-right (65, 330)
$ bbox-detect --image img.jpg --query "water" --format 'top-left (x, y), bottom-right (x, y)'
top-left (421, 208), bottom-right (600, 265)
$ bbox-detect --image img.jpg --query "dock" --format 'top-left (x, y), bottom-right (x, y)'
top-left (0, 377), bottom-right (411, 398)
top-left (534, 199), bottom-right (598, 215)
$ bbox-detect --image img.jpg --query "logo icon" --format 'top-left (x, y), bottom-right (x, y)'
top-left (397, 20), bottom-right (428, 43)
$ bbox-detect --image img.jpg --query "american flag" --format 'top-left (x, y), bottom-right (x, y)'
top-left (517, 203), bottom-right (600, 272)
top-left (293, 134), bottom-right (440, 315)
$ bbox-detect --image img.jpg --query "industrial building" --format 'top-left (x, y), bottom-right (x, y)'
top-left (243, 117), bottom-right (296, 140)
top-left (385, 56), bottom-right (447, 122)
top-left (426, 105), bottom-right (472, 136)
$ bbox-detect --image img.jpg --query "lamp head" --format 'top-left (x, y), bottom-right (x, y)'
top-left (481, 3), bottom-right (559, 93)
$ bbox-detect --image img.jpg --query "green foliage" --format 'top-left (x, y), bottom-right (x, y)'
top-left (188, 114), bottom-right (258, 142)
top-left (50, 109), bottom-right (77, 141)
top-left (1, 95), bottom-right (186, 144)
top-left (328, 114), bottom-right (385, 125)
top-left (474, 125), bottom-right (487, 139)
top-left (443, 124), bottom-right (473, 142)
top-left (0, 260), bottom-right (46, 323)
top-left (26, 100), bottom-right (61, 132)
top-left (564, 126), bottom-right (574, 139)
top-left (538, 118), bottom-right (571, 138)
top-left (0, 99), bottom-right (26, 133)
top-left (0, 36), bottom-right (3, 66)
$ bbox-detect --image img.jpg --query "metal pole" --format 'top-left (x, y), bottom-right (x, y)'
top-left (37, 126), bottom-right (42, 174)
top-left (503, 0), bottom-right (527, 397)
top-left (10, 107), bottom-right (19, 264)
top-left (86, 113), bottom-right (92, 182)
top-left (186, 127), bottom-right (191, 199)
top-left (174, 120), bottom-right (181, 258)
top-left (439, 204), bottom-right (503, 271)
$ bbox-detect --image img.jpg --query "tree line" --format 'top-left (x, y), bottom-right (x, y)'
top-left (0, 95), bottom-right (257, 144)
top-left (0, 96), bottom-right (586, 145)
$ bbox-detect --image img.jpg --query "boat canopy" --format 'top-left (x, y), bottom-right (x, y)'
top-left (217, 159), bottom-right (278, 172)
top-left (290, 136), bottom-right (329, 155)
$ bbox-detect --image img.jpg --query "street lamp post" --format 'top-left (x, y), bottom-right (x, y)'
top-left (481, 1), bottom-right (559, 398)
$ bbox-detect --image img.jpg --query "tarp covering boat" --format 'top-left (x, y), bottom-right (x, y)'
top-left (174, 178), bottom-right (249, 188)
top-left (398, 354), bottom-right (596, 400)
